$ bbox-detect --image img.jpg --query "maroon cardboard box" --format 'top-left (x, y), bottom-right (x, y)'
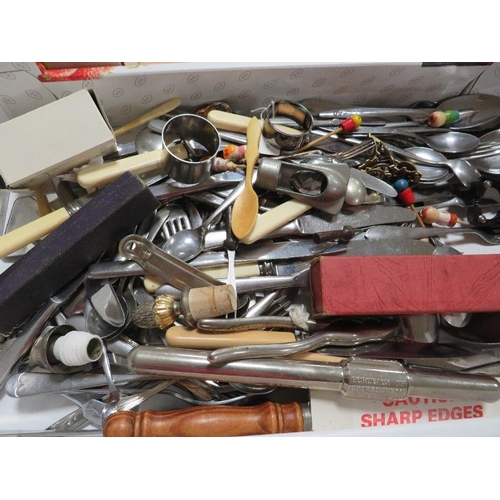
top-left (310, 254), bottom-right (500, 317)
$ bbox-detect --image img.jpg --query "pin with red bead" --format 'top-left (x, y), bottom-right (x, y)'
top-left (419, 206), bottom-right (470, 227)
top-left (295, 114), bottom-right (363, 153)
top-left (393, 178), bottom-right (426, 228)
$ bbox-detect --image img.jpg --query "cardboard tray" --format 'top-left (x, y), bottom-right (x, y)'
top-left (1, 62), bottom-right (500, 436)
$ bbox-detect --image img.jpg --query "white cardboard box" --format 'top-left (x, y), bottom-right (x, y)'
top-left (0, 88), bottom-right (116, 188)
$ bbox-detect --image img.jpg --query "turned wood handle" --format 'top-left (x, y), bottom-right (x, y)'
top-left (104, 401), bottom-right (304, 437)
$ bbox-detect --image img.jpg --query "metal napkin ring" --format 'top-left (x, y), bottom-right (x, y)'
top-left (262, 100), bottom-right (313, 151)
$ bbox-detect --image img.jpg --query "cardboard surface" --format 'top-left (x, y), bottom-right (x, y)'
top-left (309, 389), bottom-right (500, 433)
top-left (310, 254), bottom-right (500, 316)
top-left (0, 89), bottom-right (116, 188)
top-left (1, 62), bottom-right (500, 436)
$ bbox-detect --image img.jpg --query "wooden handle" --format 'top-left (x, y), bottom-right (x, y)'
top-left (295, 125), bottom-right (342, 153)
top-left (0, 207), bottom-right (69, 259)
top-left (166, 325), bottom-right (296, 348)
top-left (240, 199), bottom-right (312, 245)
top-left (104, 401), bottom-right (304, 437)
top-left (113, 97), bottom-right (181, 137)
top-left (77, 149), bottom-right (168, 189)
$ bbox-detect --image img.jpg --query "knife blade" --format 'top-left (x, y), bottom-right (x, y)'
top-left (267, 205), bottom-right (416, 238)
top-left (349, 168), bottom-right (397, 198)
top-left (190, 239), bottom-right (348, 268)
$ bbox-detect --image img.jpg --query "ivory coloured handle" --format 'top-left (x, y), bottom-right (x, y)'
top-left (113, 97), bottom-right (181, 137)
top-left (0, 207), bottom-right (69, 259)
top-left (240, 199), bottom-right (312, 245)
top-left (166, 325), bottom-right (296, 348)
top-left (77, 149), bottom-right (168, 190)
top-left (207, 110), bottom-right (300, 136)
top-left (103, 401), bottom-right (304, 437)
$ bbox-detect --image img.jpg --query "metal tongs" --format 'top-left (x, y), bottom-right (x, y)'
top-left (207, 320), bottom-right (400, 364)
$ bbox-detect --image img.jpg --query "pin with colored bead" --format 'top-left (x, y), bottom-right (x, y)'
top-left (393, 179), bottom-right (425, 228)
top-left (213, 157), bottom-right (239, 172)
top-left (427, 109), bottom-right (475, 128)
top-left (223, 144), bottom-right (246, 162)
top-left (295, 114), bottom-right (363, 153)
top-left (420, 206), bottom-right (470, 227)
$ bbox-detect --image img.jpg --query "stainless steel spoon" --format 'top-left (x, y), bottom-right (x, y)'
top-left (162, 177), bottom-right (247, 261)
top-left (468, 129), bottom-right (500, 175)
top-left (389, 144), bottom-right (481, 188)
top-left (387, 130), bottom-right (480, 154)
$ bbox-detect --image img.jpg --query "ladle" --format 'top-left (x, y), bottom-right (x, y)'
top-left (230, 117), bottom-right (261, 240)
top-left (162, 178), bottom-right (247, 261)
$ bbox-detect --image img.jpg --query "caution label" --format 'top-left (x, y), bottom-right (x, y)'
top-left (309, 391), bottom-right (499, 432)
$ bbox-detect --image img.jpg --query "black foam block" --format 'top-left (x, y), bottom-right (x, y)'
top-left (0, 172), bottom-right (160, 332)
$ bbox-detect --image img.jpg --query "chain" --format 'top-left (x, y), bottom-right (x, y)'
top-left (354, 135), bottom-right (422, 187)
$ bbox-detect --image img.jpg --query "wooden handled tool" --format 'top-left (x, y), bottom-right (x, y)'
top-left (132, 285), bottom-right (237, 330)
top-left (104, 401), bottom-right (308, 437)
top-left (294, 114), bottom-right (362, 153)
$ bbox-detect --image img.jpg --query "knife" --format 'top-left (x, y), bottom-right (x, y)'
top-left (190, 239), bottom-right (348, 268)
top-left (103, 400), bottom-right (312, 437)
top-left (266, 204), bottom-right (416, 238)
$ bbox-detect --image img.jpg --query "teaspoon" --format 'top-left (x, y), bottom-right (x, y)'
top-left (162, 178), bottom-right (247, 261)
